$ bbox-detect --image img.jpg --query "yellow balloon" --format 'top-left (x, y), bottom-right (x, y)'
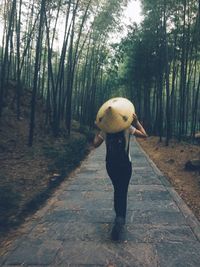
top-left (96, 97), bottom-right (135, 133)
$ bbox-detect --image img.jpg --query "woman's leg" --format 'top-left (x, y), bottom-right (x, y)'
top-left (106, 161), bottom-right (132, 240)
top-left (106, 161), bottom-right (132, 220)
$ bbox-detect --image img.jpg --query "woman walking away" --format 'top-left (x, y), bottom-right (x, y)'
top-left (94, 98), bottom-right (147, 241)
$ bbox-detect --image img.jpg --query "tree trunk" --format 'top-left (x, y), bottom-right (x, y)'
top-left (28, 0), bottom-right (46, 146)
top-left (0, 0), bottom-right (16, 117)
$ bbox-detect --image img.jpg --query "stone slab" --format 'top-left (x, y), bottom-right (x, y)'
top-left (155, 241), bottom-right (200, 267)
top-left (126, 225), bottom-right (197, 243)
top-left (3, 239), bottom-right (62, 266)
top-left (54, 241), bottom-right (157, 267)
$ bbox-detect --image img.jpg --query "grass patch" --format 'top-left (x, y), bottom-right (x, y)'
top-left (43, 135), bottom-right (88, 175)
top-left (0, 184), bottom-right (21, 228)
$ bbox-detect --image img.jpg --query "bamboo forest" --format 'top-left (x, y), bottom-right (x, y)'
top-left (0, 0), bottom-right (199, 145)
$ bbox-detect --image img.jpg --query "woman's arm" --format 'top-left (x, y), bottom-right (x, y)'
top-left (93, 133), bottom-right (104, 148)
top-left (132, 114), bottom-right (148, 138)
top-left (134, 128), bottom-right (148, 138)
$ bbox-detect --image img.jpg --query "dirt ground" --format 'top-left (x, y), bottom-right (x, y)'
top-left (138, 137), bottom-right (200, 221)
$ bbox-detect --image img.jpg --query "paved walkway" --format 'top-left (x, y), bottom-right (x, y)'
top-left (1, 139), bottom-right (200, 266)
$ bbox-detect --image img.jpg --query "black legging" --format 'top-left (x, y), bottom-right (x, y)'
top-left (106, 160), bottom-right (132, 219)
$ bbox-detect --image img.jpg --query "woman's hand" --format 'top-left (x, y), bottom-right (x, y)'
top-left (93, 133), bottom-right (104, 148)
top-left (132, 113), bottom-right (138, 125)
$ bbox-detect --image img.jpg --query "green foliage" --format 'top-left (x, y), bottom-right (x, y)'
top-left (92, 0), bottom-right (127, 36)
top-left (111, 0), bottom-right (200, 140)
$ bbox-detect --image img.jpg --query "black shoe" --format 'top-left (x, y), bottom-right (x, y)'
top-left (111, 217), bottom-right (125, 241)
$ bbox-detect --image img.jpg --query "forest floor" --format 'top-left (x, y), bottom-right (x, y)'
top-left (0, 82), bottom-right (92, 243)
top-left (138, 137), bottom-right (200, 221)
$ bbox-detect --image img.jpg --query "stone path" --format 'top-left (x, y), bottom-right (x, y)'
top-left (1, 139), bottom-right (200, 266)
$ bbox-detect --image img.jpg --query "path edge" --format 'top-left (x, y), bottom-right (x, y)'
top-left (135, 139), bottom-right (200, 242)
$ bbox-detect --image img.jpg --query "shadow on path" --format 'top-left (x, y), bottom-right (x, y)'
top-left (1, 139), bottom-right (200, 266)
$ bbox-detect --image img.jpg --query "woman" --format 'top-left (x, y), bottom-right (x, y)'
top-left (93, 114), bottom-right (147, 241)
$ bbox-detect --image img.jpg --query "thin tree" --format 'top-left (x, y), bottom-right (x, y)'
top-left (28, 0), bottom-right (46, 146)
